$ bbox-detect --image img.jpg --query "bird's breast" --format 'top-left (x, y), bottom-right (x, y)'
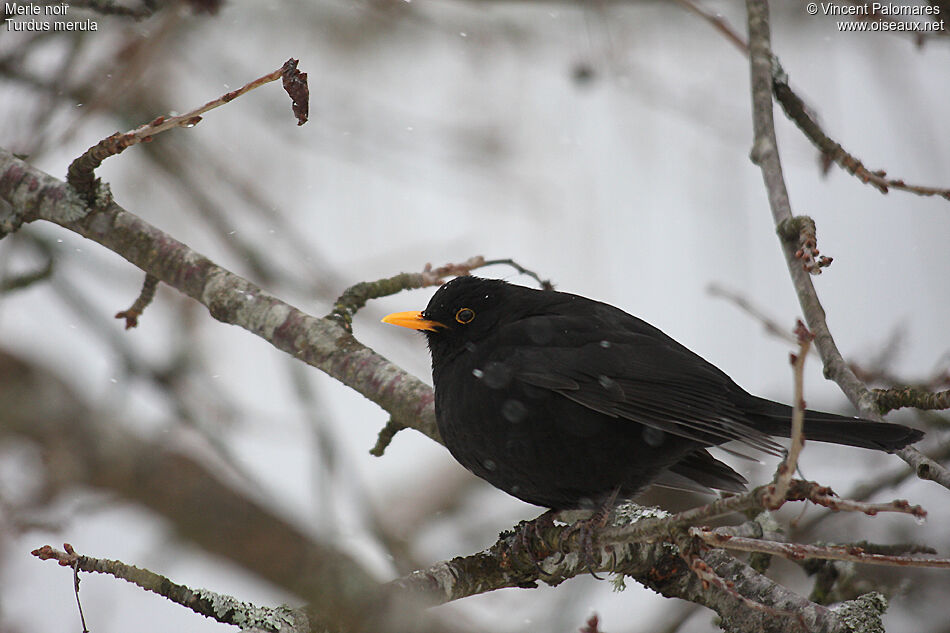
top-left (431, 348), bottom-right (648, 508)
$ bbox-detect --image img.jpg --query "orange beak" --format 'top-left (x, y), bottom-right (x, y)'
top-left (381, 311), bottom-right (445, 332)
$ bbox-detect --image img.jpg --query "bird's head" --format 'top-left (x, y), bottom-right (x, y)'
top-left (382, 276), bottom-right (526, 359)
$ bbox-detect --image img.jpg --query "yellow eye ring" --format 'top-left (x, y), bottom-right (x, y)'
top-left (455, 308), bottom-right (475, 324)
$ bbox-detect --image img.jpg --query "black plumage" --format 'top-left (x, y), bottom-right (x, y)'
top-left (383, 276), bottom-right (923, 510)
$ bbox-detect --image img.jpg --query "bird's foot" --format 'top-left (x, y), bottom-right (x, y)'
top-left (509, 509), bottom-right (563, 573)
top-left (559, 489), bottom-right (619, 579)
top-left (560, 514), bottom-right (607, 579)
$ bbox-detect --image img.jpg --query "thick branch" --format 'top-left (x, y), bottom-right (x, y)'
top-left (391, 473), bottom-right (925, 633)
top-left (0, 146), bottom-right (441, 444)
top-left (390, 500), bottom-right (875, 633)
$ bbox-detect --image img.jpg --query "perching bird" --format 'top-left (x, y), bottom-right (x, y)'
top-left (383, 276), bottom-right (923, 510)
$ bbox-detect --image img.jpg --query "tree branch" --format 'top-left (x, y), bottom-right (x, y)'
top-left (0, 349), bottom-right (382, 632)
top-left (690, 528), bottom-right (950, 570)
top-left (66, 58), bottom-right (307, 205)
top-left (681, 0), bottom-right (950, 203)
top-left (0, 145), bottom-right (443, 443)
top-left (744, 0), bottom-right (950, 491)
top-left (33, 544), bottom-right (308, 632)
top-left (5, 143), bottom-right (920, 631)
top-left (874, 386), bottom-right (950, 414)
top-left (390, 490), bottom-right (913, 632)
top-left (764, 322), bottom-right (812, 508)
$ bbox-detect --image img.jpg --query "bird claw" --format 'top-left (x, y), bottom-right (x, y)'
top-left (559, 489), bottom-right (618, 578)
top-left (511, 510), bottom-right (562, 574)
top-left (560, 515), bottom-right (606, 579)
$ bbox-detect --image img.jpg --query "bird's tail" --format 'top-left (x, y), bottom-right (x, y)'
top-left (746, 396), bottom-right (923, 452)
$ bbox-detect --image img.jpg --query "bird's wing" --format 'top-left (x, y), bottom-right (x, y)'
top-left (499, 318), bottom-right (784, 456)
top-left (661, 448), bottom-right (748, 493)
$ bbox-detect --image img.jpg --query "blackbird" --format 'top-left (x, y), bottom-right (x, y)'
top-left (383, 276), bottom-right (923, 510)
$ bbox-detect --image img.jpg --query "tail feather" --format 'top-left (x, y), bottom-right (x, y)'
top-left (746, 396), bottom-right (923, 452)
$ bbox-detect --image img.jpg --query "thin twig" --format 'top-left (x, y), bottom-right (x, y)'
top-left (328, 256), bottom-right (486, 330)
top-left (691, 527), bottom-right (950, 569)
top-left (71, 551), bottom-right (89, 633)
top-left (710, 283), bottom-right (950, 405)
top-left (853, 359), bottom-right (950, 393)
top-left (115, 273), bottom-right (159, 329)
top-left (805, 493), bottom-right (925, 519)
top-left (764, 321), bottom-right (812, 508)
top-left (0, 237), bottom-right (54, 293)
top-left (32, 544), bottom-right (300, 631)
top-left (707, 282), bottom-right (801, 347)
top-left (669, 528), bottom-right (805, 628)
top-left (602, 479), bottom-right (924, 548)
top-left (684, 0), bottom-right (950, 203)
top-left (675, 0), bottom-right (749, 53)
top-left (369, 418), bottom-right (406, 457)
top-left (794, 442), bottom-right (950, 535)
top-left (66, 59), bottom-right (308, 204)
top-left (480, 258), bottom-right (554, 290)
top-left (772, 68), bottom-right (950, 201)
top-left (328, 256), bottom-right (551, 330)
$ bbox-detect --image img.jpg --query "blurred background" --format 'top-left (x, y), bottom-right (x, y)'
top-left (1, 1), bottom-right (948, 631)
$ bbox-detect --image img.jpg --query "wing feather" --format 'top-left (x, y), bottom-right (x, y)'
top-left (506, 331), bottom-right (784, 456)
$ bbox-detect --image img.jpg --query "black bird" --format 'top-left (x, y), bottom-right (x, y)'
top-left (383, 276), bottom-right (923, 510)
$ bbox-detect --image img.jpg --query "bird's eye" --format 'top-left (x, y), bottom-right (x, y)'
top-left (455, 308), bottom-right (475, 324)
